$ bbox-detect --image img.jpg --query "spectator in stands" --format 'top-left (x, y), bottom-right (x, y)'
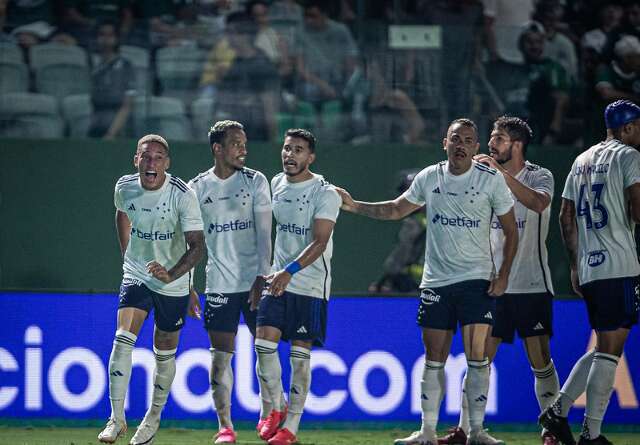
top-left (210, 13), bottom-right (280, 141)
top-left (89, 20), bottom-right (136, 139)
top-left (130, 0), bottom-right (180, 47)
top-left (482, 0), bottom-right (535, 64)
top-left (6, 0), bottom-right (56, 30)
top-left (534, 0), bottom-right (578, 82)
top-left (485, 21), bottom-right (570, 145)
top-left (581, 1), bottom-right (624, 63)
top-left (248, 0), bottom-right (292, 78)
top-left (62, 0), bottom-right (133, 47)
top-left (294, 1), bottom-right (359, 109)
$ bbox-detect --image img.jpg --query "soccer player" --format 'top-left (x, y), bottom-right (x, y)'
top-left (254, 128), bottom-right (342, 445)
top-left (337, 119), bottom-right (518, 445)
top-left (540, 100), bottom-right (640, 445)
top-left (98, 134), bottom-right (205, 444)
top-left (188, 120), bottom-right (275, 444)
top-left (440, 116), bottom-right (559, 445)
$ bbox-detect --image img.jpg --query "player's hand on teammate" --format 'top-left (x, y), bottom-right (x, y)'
top-left (488, 274), bottom-right (508, 297)
top-left (334, 187), bottom-right (356, 212)
top-left (266, 270), bottom-right (292, 297)
top-left (570, 268), bottom-right (584, 298)
top-left (147, 261), bottom-right (172, 283)
top-left (248, 275), bottom-right (267, 310)
top-left (474, 154), bottom-right (501, 171)
top-left (187, 288), bottom-right (202, 319)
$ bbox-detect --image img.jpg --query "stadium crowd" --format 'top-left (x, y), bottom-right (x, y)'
top-left (1, 0), bottom-right (640, 147)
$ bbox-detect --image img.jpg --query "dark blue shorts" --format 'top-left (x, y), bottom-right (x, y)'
top-left (417, 280), bottom-right (494, 331)
top-left (581, 276), bottom-right (640, 331)
top-left (203, 291), bottom-right (257, 334)
top-left (118, 279), bottom-right (189, 332)
top-left (257, 290), bottom-right (327, 347)
top-left (492, 292), bottom-right (553, 343)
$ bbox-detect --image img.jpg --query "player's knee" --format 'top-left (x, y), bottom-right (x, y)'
top-left (208, 330), bottom-right (236, 352)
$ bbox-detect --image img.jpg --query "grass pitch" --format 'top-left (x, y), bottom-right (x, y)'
top-left (0, 425), bottom-right (639, 445)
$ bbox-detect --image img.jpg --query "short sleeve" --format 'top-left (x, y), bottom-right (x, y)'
top-left (621, 149), bottom-right (640, 189)
top-left (402, 169), bottom-right (428, 206)
top-left (562, 162), bottom-right (577, 201)
top-left (179, 189), bottom-right (204, 232)
top-left (532, 168), bottom-right (554, 198)
top-left (491, 172), bottom-right (515, 216)
top-left (114, 181), bottom-right (124, 211)
top-left (253, 172), bottom-right (272, 213)
top-left (314, 187), bottom-right (341, 222)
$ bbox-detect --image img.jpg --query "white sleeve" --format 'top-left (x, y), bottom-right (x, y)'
top-left (114, 182), bottom-right (124, 211)
top-left (314, 188), bottom-right (341, 222)
top-left (491, 172), bottom-right (515, 216)
top-left (402, 169), bottom-right (428, 206)
top-left (562, 162), bottom-right (577, 201)
top-left (179, 189), bottom-right (205, 232)
top-left (253, 172), bottom-right (272, 213)
top-left (622, 149), bottom-right (640, 189)
top-left (533, 168), bottom-right (554, 198)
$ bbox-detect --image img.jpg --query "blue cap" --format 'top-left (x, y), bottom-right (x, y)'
top-left (604, 100), bottom-right (640, 129)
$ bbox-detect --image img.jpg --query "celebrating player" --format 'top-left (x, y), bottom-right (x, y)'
top-left (254, 128), bottom-right (342, 445)
top-left (98, 134), bottom-right (205, 444)
top-left (337, 119), bottom-right (518, 445)
top-left (441, 116), bottom-right (559, 445)
top-left (540, 101), bottom-right (640, 445)
top-left (189, 120), bottom-right (276, 444)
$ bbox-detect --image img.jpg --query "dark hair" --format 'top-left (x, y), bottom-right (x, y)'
top-left (226, 11), bottom-right (257, 36)
top-left (493, 116), bottom-right (533, 155)
top-left (246, 0), bottom-right (269, 15)
top-left (95, 19), bottom-right (120, 50)
top-left (208, 120), bottom-right (244, 146)
top-left (448, 118), bottom-right (479, 139)
top-left (304, 0), bottom-right (330, 15)
top-left (285, 128), bottom-right (316, 152)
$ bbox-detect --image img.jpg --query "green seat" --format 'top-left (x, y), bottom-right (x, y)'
top-left (30, 43), bottom-right (90, 100)
top-left (133, 96), bottom-right (192, 141)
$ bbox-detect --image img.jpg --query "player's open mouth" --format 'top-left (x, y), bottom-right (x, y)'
top-left (145, 171), bottom-right (158, 178)
top-left (284, 160), bottom-right (297, 167)
top-left (454, 151), bottom-right (466, 159)
top-left (238, 156), bottom-right (245, 162)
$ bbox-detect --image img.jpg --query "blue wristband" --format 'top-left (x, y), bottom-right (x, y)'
top-left (285, 261), bottom-right (302, 275)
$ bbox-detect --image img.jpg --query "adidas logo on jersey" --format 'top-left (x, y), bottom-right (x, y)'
top-left (203, 197), bottom-right (214, 204)
top-left (432, 187), bottom-right (441, 194)
top-left (296, 326), bottom-right (308, 334)
top-left (484, 312), bottom-right (493, 320)
top-left (128, 203), bottom-right (136, 211)
top-left (533, 322), bottom-right (545, 330)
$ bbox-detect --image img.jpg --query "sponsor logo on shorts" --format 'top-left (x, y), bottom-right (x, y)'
top-left (431, 213), bottom-right (480, 228)
top-left (587, 250), bottom-right (607, 267)
top-left (207, 294), bottom-right (229, 308)
top-left (421, 290), bottom-right (441, 305)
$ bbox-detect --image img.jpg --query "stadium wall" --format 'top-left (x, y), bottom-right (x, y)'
top-left (1, 292), bottom-right (639, 423)
top-left (0, 138), bottom-right (578, 295)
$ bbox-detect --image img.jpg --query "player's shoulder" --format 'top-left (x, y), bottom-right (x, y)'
top-left (525, 161), bottom-right (553, 177)
top-left (115, 173), bottom-right (139, 190)
top-left (168, 174), bottom-right (191, 194)
top-left (271, 172), bottom-right (285, 187)
top-left (188, 169), bottom-right (212, 187)
top-left (473, 160), bottom-right (498, 176)
top-left (241, 167), bottom-right (268, 184)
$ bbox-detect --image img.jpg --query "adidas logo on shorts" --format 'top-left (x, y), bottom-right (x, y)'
top-left (175, 317), bottom-right (183, 327)
top-left (297, 326), bottom-right (308, 334)
top-left (533, 322), bottom-right (544, 330)
top-left (484, 312), bottom-right (493, 320)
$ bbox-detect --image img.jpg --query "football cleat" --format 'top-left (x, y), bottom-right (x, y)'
top-left (394, 430), bottom-right (438, 445)
top-left (268, 428), bottom-right (297, 445)
top-left (466, 429), bottom-right (505, 445)
top-left (214, 426), bottom-right (237, 444)
top-left (98, 417), bottom-right (127, 443)
top-left (542, 431), bottom-right (560, 445)
top-left (257, 417), bottom-right (267, 434)
top-left (577, 435), bottom-right (613, 445)
top-left (539, 407), bottom-right (576, 445)
top-left (438, 427), bottom-right (468, 445)
top-left (129, 415), bottom-right (160, 445)
top-left (258, 406), bottom-right (287, 441)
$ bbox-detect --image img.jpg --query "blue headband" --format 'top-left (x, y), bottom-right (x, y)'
top-left (604, 100), bottom-right (640, 129)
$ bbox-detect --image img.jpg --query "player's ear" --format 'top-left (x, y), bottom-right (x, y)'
top-left (133, 153), bottom-right (139, 169)
top-left (442, 138), bottom-right (448, 151)
top-left (309, 152), bottom-right (316, 164)
top-left (473, 142), bottom-right (480, 154)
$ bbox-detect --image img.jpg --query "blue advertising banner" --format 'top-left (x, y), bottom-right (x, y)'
top-left (0, 292), bottom-right (638, 424)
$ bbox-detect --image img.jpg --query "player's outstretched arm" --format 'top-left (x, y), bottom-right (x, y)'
top-left (335, 187), bottom-right (420, 220)
top-left (559, 197), bottom-right (582, 297)
top-left (489, 207), bottom-right (518, 297)
top-left (115, 210), bottom-right (131, 258)
top-left (267, 218), bottom-right (335, 297)
top-left (148, 230), bottom-right (205, 283)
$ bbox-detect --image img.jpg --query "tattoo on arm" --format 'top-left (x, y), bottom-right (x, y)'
top-left (167, 230), bottom-right (205, 281)
top-left (559, 200), bottom-right (579, 269)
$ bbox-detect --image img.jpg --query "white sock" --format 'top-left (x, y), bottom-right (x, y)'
top-left (146, 347), bottom-right (177, 420)
top-left (420, 360), bottom-right (445, 436)
top-left (552, 349), bottom-right (595, 417)
top-left (466, 359), bottom-right (490, 434)
top-left (582, 352), bottom-right (618, 440)
top-left (532, 360), bottom-right (560, 411)
top-left (108, 329), bottom-right (137, 421)
top-left (210, 349), bottom-right (234, 429)
top-left (256, 359), bottom-right (273, 420)
top-left (255, 339), bottom-right (284, 412)
top-left (282, 346), bottom-right (311, 435)
top-left (458, 373), bottom-right (470, 434)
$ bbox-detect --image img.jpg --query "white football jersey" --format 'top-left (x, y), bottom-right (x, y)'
top-left (189, 167), bottom-right (272, 294)
top-left (562, 139), bottom-right (640, 285)
top-left (403, 160), bottom-right (514, 288)
top-left (271, 173), bottom-right (341, 300)
top-left (114, 173), bottom-right (204, 296)
top-left (491, 161), bottom-right (555, 294)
